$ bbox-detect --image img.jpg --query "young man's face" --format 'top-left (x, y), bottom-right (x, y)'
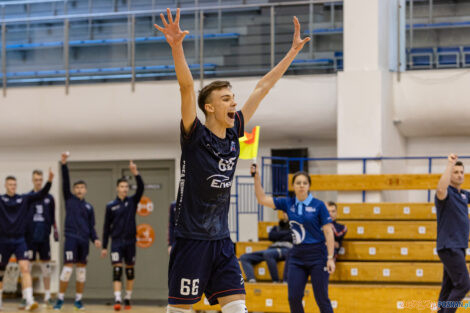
top-left (73, 184), bottom-right (87, 199)
top-left (117, 182), bottom-right (129, 199)
top-left (5, 179), bottom-right (17, 195)
top-left (205, 88), bottom-right (237, 128)
top-left (451, 165), bottom-right (465, 186)
top-left (327, 204), bottom-right (337, 221)
top-left (32, 173), bottom-right (43, 191)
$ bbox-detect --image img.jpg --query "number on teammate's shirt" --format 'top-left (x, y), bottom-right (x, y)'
top-left (111, 253), bottom-right (120, 262)
top-left (180, 278), bottom-right (199, 296)
top-left (65, 251), bottom-right (73, 261)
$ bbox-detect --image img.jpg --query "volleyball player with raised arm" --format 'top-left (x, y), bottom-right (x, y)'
top-left (154, 8), bottom-right (309, 313)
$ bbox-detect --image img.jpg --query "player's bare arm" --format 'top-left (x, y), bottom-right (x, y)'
top-left (154, 8), bottom-right (196, 134)
top-left (241, 16), bottom-right (310, 123)
top-left (436, 154), bottom-right (458, 200)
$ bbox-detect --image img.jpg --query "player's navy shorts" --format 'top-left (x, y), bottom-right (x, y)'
top-left (168, 237), bottom-right (245, 305)
top-left (63, 236), bottom-right (89, 265)
top-left (110, 240), bottom-right (136, 266)
top-left (0, 237), bottom-right (29, 266)
top-left (27, 240), bottom-right (51, 261)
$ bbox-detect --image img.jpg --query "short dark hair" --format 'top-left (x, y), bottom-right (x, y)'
top-left (5, 176), bottom-right (16, 182)
top-left (116, 177), bottom-right (129, 187)
top-left (197, 80), bottom-right (232, 115)
top-left (292, 171), bottom-right (311, 185)
top-left (327, 201), bottom-right (337, 209)
top-left (455, 161), bottom-right (464, 168)
top-left (32, 170), bottom-right (43, 176)
top-left (73, 180), bottom-right (87, 187)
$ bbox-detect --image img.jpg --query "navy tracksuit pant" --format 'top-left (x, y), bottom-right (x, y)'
top-left (437, 248), bottom-right (470, 313)
top-left (287, 243), bottom-right (333, 313)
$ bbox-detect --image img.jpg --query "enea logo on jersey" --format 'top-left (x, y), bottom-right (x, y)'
top-left (207, 174), bottom-right (232, 189)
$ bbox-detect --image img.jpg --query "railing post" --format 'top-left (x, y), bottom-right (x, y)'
top-left (151, 0), bottom-right (155, 30)
top-left (194, 0), bottom-right (199, 66)
top-left (309, 1), bottom-right (314, 59)
top-left (199, 9), bottom-right (204, 90)
top-left (64, 19), bottom-right (70, 95)
top-left (236, 176), bottom-right (240, 241)
top-left (88, 0), bottom-right (93, 39)
top-left (409, 0), bottom-right (414, 50)
top-left (362, 159), bottom-right (367, 202)
top-left (2, 22), bottom-right (6, 97)
top-left (427, 158), bottom-right (433, 202)
top-left (270, 5), bottom-right (275, 68)
top-left (131, 14), bottom-right (136, 92)
top-left (26, 3), bottom-right (31, 43)
top-left (429, 0), bottom-right (433, 23)
top-left (217, 0), bottom-right (222, 33)
top-left (330, 2), bottom-right (334, 28)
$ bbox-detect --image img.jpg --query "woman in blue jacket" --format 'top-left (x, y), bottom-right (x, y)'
top-left (252, 165), bottom-right (335, 313)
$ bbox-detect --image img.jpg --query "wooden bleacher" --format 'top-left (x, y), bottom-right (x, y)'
top-left (194, 174), bottom-right (470, 312)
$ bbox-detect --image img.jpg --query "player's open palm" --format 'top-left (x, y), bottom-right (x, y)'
top-left (154, 8), bottom-right (189, 48)
top-left (291, 16), bottom-right (310, 52)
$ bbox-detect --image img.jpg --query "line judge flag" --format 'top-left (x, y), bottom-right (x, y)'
top-left (239, 126), bottom-right (260, 160)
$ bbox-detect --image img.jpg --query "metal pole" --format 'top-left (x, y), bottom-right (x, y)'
top-left (330, 2), bottom-right (334, 27)
top-left (308, 1), bottom-right (314, 58)
top-left (151, 0), bottom-right (155, 29)
top-left (429, 0), bottom-right (433, 23)
top-left (217, 0), bottom-right (222, 33)
top-left (26, 4), bottom-right (31, 43)
top-left (2, 22), bottom-right (6, 97)
top-left (199, 10), bottom-right (204, 89)
top-left (362, 159), bottom-right (367, 202)
top-left (397, 0), bottom-right (401, 81)
top-left (409, 0), bottom-right (413, 50)
top-left (194, 0), bottom-right (199, 64)
top-left (113, 0), bottom-right (118, 12)
top-left (270, 5), bottom-right (275, 68)
top-left (427, 158), bottom-right (432, 202)
top-left (63, 0), bottom-right (67, 15)
top-left (88, 0), bottom-right (93, 39)
top-left (64, 19), bottom-right (70, 94)
top-left (131, 14), bottom-right (135, 92)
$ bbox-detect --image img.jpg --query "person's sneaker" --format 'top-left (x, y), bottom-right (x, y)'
top-left (74, 300), bottom-right (85, 311)
top-left (113, 300), bottom-right (122, 311)
top-left (45, 298), bottom-right (55, 308)
top-left (124, 299), bottom-right (131, 310)
top-left (19, 298), bottom-right (27, 310)
top-left (53, 299), bottom-right (64, 311)
top-left (25, 301), bottom-right (39, 311)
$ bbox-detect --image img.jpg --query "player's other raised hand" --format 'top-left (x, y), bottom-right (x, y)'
top-left (154, 8), bottom-right (189, 48)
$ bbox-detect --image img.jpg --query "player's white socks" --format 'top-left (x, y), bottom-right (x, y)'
top-left (58, 293), bottom-right (65, 301)
top-left (166, 306), bottom-right (192, 313)
top-left (24, 287), bottom-right (34, 304)
top-left (44, 290), bottom-right (51, 301)
top-left (75, 293), bottom-right (83, 301)
top-left (114, 291), bottom-right (122, 302)
top-left (221, 300), bottom-right (248, 313)
top-left (125, 290), bottom-right (132, 300)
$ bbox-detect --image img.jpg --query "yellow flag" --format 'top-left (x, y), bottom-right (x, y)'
top-left (239, 126), bottom-right (260, 160)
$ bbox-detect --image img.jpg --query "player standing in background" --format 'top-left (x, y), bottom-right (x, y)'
top-left (25, 170), bottom-right (59, 308)
top-left (154, 8), bottom-right (309, 313)
top-left (101, 161), bottom-right (144, 311)
top-left (53, 152), bottom-right (101, 311)
top-left (0, 170), bottom-right (54, 311)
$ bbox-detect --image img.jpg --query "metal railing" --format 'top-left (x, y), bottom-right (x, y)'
top-left (0, 0), bottom-right (342, 95)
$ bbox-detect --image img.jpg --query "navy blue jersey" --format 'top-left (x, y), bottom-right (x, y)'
top-left (26, 193), bottom-right (56, 243)
top-left (175, 112), bottom-right (244, 240)
top-left (102, 175), bottom-right (144, 249)
top-left (168, 201), bottom-right (176, 247)
top-left (0, 182), bottom-right (52, 238)
top-left (62, 164), bottom-right (98, 243)
top-left (435, 185), bottom-right (470, 250)
top-left (274, 194), bottom-right (332, 245)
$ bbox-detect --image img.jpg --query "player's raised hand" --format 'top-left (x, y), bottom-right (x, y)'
top-left (48, 167), bottom-right (54, 182)
top-left (291, 16), bottom-right (310, 52)
top-left (448, 153), bottom-right (458, 165)
top-left (129, 160), bottom-right (139, 176)
top-left (154, 8), bottom-right (189, 48)
top-left (61, 151), bottom-right (70, 164)
top-left (250, 164), bottom-right (259, 178)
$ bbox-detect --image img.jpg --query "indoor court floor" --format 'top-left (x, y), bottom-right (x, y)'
top-left (0, 303), bottom-right (168, 312)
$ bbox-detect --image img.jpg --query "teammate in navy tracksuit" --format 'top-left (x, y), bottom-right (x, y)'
top-left (101, 161), bottom-right (144, 311)
top-left (54, 152), bottom-right (101, 311)
top-left (155, 7), bottom-right (309, 313)
top-left (435, 154), bottom-right (470, 313)
top-left (167, 201), bottom-right (176, 255)
top-left (25, 169), bottom-right (59, 308)
top-left (326, 201), bottom-right (347, 260)
top-left (0, 169), bottom-right (53, 311)
top-left (253, 166), bottom-right (335, 313)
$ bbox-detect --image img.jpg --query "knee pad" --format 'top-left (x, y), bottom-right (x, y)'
top-left (113, 266), bottom-right (123, 282)
top-left (41, 263), bottom-right (52, 278)
top-left (166, 305), bottom-right (192, 313)
top-left (221, 300), bottom-right (248, 313)
top-left (76, 267), bottom-right (86, 283)
top-left (60, 266), bottom-right (73, 282)
top-left (125, 267), bottom-right (135, 281)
